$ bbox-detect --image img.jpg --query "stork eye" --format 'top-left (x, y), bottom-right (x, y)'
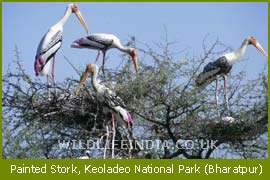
top-left (72, 4), bottom-right (78, 13)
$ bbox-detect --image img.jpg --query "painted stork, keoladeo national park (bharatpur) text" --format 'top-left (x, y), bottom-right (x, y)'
top-left (196, 36), bottom-right (268, 115)
top-left (75, 64), bottom-right (133, 128)
top-left (34, 3), bottom-right (89, 98)
top-left (71, 33), bottom-right (139, 74)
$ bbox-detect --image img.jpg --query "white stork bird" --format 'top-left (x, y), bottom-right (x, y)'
top-left (196, 36), bottom-right (268, 113)
top-left (71, 33), bottom-right (139, 74)
top-left (34, 3), bottom-right (89, 97)
top-left (76, 64), bottom-right (133, 127)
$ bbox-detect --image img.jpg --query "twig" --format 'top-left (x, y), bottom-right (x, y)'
top-left (63, 55), bottom-right (81, 77)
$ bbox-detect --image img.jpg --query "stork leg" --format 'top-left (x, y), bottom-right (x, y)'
top-left (111, 113), bottom-right (116, 158)
top-left (47, 75), bottom-right (51, 100)
top-left (102, 52), bottom-right (106, 75)
top-left (127, 113), bottom-right (133, 128)
top-left (223, 75), bottom-right (230, 112)
top-left (52, 55), bottom-right (56, 96)
top-left (95, 50), bottom-right (101, 63)
top-left (104, 125), bottom-right (109, 159)
top-left (215, 78), bottom-right (220, 117)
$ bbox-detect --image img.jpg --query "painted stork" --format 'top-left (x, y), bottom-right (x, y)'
top-left (196, 36), bottom-right (268, 113)
top-left (71, 33), bottom-right (139, 74)
top-left (34, 3), bottom-right (89, 97)
top-left (75, 64), bottom-right (133, 127)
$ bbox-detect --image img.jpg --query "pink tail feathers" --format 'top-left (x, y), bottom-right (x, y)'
top-left (127, 112), bottom-right (133, 127)
top-left (112, 113), bottom-right (115, 120)
top-left (34, 55), bottom-right (45, 76)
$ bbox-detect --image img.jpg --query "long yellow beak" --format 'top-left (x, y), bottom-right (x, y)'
top-left (75, 10), bottom-right (89, 34)
top-left (76, 71), bottom-right (89, 96)
top-left (254, 42), bottom-right (268, 59)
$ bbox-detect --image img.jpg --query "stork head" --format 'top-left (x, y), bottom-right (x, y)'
top-left (76, 64), bottom-right (97, 96)
top-left (128, 48), bottom-right (139, 74)
top-left (69, 3), bottom-right (89, 34)
top-left (248, 36), bottom-right (268, 59)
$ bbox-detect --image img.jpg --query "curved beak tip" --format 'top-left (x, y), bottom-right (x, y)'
top-left (75, 89), bottom-right (80, 96)
top-left (133, 57), bottom-right (139, 74)
top-left (254, 42), bottom-right (268, 60)
top-left (76, 84), bottom-right (83, 96)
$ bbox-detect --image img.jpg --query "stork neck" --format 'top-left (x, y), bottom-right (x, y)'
top-left (226, 40), bottom-right (249, 65)
top-left (91, 70), bottom-right (100, 92)
top-left (58, 7), bottom-right (72, 26)
top-left (118, 44), bottom-right (130, 54)
top-left (235, 40), bottom-right (248, 58)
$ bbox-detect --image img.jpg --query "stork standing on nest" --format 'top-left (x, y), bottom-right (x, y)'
top-left (196, 36), bottom-right (268, 114)
top-left (71, 33), bottom-right (139, 74)
top-left (76, 64), bottom-right (133, 158)
top-left (76, 64), bottom-right (133, 127)
top-left (34, 3), bottom-right (89, 98)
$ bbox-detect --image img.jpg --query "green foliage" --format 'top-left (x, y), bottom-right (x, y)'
top-left (2, 38), bottom-right (267, 159)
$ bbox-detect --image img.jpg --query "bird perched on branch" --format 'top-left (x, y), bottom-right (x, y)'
top-left (196, 36), bottom-right (268, 114)
top-left (71, 33), bottom-right (139, 74)
top-left (34, 3), bottom-right (89, 98)
top-left (76, 64), bottom-right (133, 128)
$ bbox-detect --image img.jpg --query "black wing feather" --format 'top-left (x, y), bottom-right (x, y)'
top-left (87, 35), bottom-right (114, 48)
top-left (196, 56), bottom-right (232, 87)
top-left (103, 88), bottom-right (126, 109)
top-left (40, 30), bottom-right (62, 55)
